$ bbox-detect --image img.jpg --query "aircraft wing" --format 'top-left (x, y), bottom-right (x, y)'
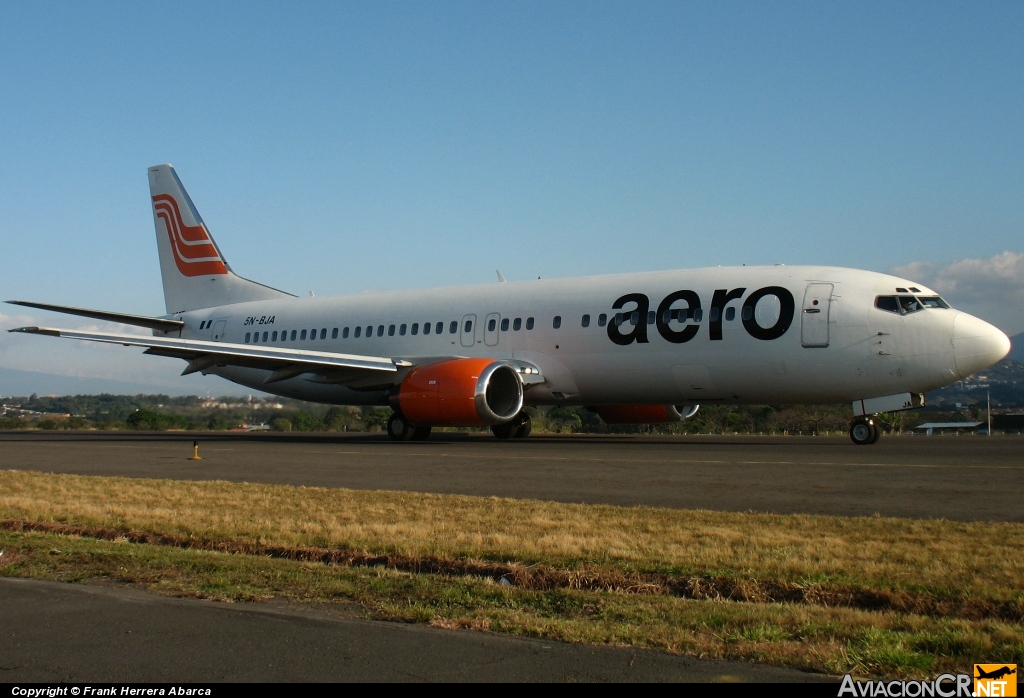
top-left (8, 326), bottom-right (411, 386)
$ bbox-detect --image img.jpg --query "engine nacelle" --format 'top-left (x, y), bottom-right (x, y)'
top-left (396, 358), bottom-right (524, 427)
top-left (591, 404), bottom-right (699, 424)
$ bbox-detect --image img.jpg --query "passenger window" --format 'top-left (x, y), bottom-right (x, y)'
top-left (450, 321), bottom-right (458, 334)
top-left (692, 309), bottom-right (703, 323)
top-left (421, 322), bottom-right (429, 335)
top-left (513, 318), bottom-right (522, 331)
top-left (245, 332), bottom-right (251, 343)
top-left (647, 310), bottom-right (656, 325)
top-left (300, 329), bottom-right (307, 340)
top-left (354, 326), bottom-right (361, 338)
top-left (526, 317), bottom-right (535, 330)
top-left (320, 328), bottom-right (327, 340)
top-left (553, 316), bottom-right (561, 329)
top-left (488, 318), bottom-right (496, 332)
top-left (388, 325), bottom-right (395, 336)
top-left (366, 325), bottom-right (372, 337)
top-left (500, 318), bottom-right (509, 331)
top-left (343, 327), bottom-right (349, 338)
top-left (411, 323), bottom-right (418, 335)
top-left (272, 331), bottom-right (278, 341)
top-left (741, 306), bottom-right (753, 321)
top-left (464, 320), bottom-right (472, 333)
top-left (253, 332), bottom-right (259, 343)
top-left (598, 313), bottom-right (607, 327)
top-left (262, 332), bottom-right (268, 342)
top-left (630, 311), bottom-right (639, 326)
top-left (709, 308), bottom-right (720, 323)
top-left (898, 296), bottom-right (922, 314)
top-left (875, 296), bottom-right (900, 313)
top-left (581, 314), bottom-right (590, 328)
top-left (437, 322), bottom-right (444, 334)
top-left (290, 330), bottom-right (297, 341)
top-left (332, 328), bottom-right (338, 339)
top-left (725, 307), bottom-right (735, 321)
top-left (310, 328), bottom-right (316, 339)
top-left (400, 324), bottom-right (407, 336)
top-left (377, 325), bottom-right (384, 337)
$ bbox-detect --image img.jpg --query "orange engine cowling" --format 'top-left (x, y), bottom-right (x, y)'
top-left (397, 358), bottom-right (524, 427)
top-left (590, 404), bottom-right (699, 424)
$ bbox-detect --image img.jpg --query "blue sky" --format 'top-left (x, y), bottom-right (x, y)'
top-left (1, 1), bottom-right (1022, 395)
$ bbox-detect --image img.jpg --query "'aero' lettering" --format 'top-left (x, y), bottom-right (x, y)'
top-left (608, 286), bottom-right (795, 345)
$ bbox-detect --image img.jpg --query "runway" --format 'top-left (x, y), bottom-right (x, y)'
top-left (2, 430), bottom-right (1021, 521)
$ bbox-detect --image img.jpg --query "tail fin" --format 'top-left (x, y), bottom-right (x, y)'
top-left (148, 164), bottom-right (294, 314)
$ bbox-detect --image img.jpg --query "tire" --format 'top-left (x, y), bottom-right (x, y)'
top-left (411, 426), bottom-right (432, 441)
top-left (850, 418), bottom-right (876, 446)
top-left (868, 423), bottom-right (882, 444)
top-left (513, 414), bottom-right (532, 439)
top-left (387, 412), bottom-right (414, 441)
top-left (491, 422), bottom-right (516, 439)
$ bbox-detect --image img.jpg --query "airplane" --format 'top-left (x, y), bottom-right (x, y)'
top-left (6, 165), bottom-right (1012, 444)
top-left (975, 666), bottom-right (1016, 681)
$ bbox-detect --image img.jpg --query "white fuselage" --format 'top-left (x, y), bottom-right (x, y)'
top-left (174, 265), bottom-right (999, 408)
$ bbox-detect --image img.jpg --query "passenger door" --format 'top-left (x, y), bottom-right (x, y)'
top-left (801, 284), bottom-right (833, 348)
top-left (210, 319), bottom-right (227, 342)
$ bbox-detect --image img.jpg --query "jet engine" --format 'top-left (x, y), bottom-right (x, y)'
top-left (590, 404), bottom-right (700, 424)
top-left (396, 358), bottom-right (524, 426)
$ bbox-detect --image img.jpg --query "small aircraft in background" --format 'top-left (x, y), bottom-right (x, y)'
top-left (8, 165), bottom-right (1010, 444)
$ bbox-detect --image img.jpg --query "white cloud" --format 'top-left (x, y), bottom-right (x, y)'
top-left (889, 251), bottom-right (1024, 336)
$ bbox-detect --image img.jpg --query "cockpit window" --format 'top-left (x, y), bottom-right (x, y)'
top-left (898, 296), bottom-right (922, 314)
top-left (875, 296), bottom-right (900, 313)
top-left (918, 296), bottom-right (950, 309)
top-left (876, 294), bottom-right (949, 314)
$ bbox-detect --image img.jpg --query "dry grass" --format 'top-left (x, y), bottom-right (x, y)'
top-left (2, 468), bottom-right (1023, 677)
top-left (2, 469), bottom-right (1022, 602)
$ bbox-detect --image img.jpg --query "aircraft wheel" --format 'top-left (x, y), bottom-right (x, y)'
top-left (491, 422), bottom-right (517, 439)
top-left (849, 417), bottom-right (877, 446)
top-left (513, 413), bottom-right (532, 439)
top-left (411, 426), bottom-right (432, 441)
top-left (387, 412), bottom-right (415, 441)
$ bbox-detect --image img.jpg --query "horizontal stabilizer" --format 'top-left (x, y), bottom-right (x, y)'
top-left (6, 300), bottom-right (184, 332)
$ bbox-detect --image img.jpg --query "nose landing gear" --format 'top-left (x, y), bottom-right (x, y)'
top-left (849, 417), bottom-right (881, 445)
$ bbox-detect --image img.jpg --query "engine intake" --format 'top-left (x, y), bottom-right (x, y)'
top-left (590, 404), bottom-right (699, 424)
top-left (397, 358), bottom-right (524, 426)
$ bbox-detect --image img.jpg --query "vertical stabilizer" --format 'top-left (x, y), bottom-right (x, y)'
top-left (148, 164), bottom-right (293, 314)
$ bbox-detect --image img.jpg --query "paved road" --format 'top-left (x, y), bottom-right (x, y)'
top-left (1, 431), bottom-right (1021, 521)
top-left (0, 578), bottom-right (830, 682)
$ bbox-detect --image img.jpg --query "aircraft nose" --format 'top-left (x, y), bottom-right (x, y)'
top-left (952, 313), bottom-right (1011, 378)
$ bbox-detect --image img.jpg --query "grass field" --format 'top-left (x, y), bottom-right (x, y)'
top-left (1, 469), bottom-right (1021, 677)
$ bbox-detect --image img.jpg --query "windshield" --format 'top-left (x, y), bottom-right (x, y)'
top-left (875, 295), bottom-right (951, 315)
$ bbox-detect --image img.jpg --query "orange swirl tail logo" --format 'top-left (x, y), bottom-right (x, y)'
top-left (153, 194), bottom-right (228, 277)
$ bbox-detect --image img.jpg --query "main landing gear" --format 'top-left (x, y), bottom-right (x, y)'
top-left (386, 412), bottom-right (431, 442)
top-left (849, 416), bottom-right (881, 446)
top-left (491, 412), bottom-right (532, 439)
